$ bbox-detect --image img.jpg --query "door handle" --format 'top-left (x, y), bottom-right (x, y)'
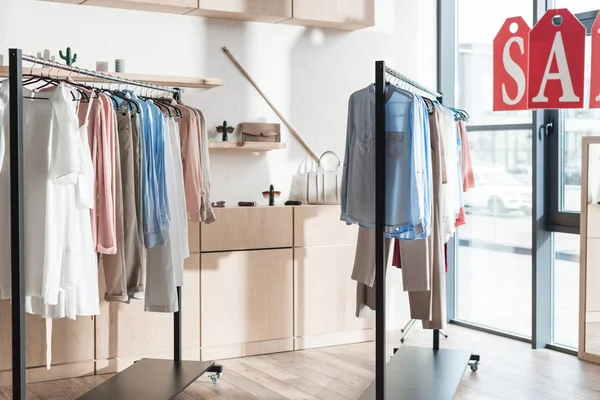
top-left (539, 117), bottom-right (555, 140)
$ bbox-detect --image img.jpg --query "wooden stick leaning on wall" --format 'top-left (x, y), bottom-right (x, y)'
top-left (222, 47), bottom-right (320, 162)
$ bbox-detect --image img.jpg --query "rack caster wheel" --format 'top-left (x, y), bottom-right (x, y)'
top-left (469, 362), bottom-right (479, 372)
top-left (209, 372), bottom-right (223, 384)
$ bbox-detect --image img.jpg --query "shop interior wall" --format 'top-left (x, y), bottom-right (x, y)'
top-left (0, 0), bottom-right (438, 330)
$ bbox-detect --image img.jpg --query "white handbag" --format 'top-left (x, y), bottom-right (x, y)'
top-left (307, 151), bottom-right (341, 205)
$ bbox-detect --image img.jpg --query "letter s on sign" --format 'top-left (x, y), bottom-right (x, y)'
top-left (502, 36), bottom-right (527, 106)
top-left (493, 17), bottom-right (531, 111)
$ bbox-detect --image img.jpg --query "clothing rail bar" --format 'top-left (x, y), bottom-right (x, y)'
top-left (21, 53), bottom-right (178, 94)
top-left (385, 66), bottom-right (442, 99)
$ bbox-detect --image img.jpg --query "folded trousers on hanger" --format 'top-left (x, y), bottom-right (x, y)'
top-left (407, 107), bottom-right (447, 330)
top-left (103, 111), bottom-right (145, 301)
top-left (352, 226), bottom-right (393, 318)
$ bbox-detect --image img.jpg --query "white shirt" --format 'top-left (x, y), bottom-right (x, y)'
top-left (0, 82), bottom-right (98, 319)
top-left (440, 107), bottom-right (461, 241)
top-left (167, 118), bottom-right (189, 285)
top-left (0, 83), bottom-right (77, 306)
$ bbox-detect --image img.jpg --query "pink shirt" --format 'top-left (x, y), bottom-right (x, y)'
top-left (175, 103), bottom-right (204, 223)
top-left (455, 121), bottom-right (475, 228)
top-left (77, 93), bottom-right (117, 254)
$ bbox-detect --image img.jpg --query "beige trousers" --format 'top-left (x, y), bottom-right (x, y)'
top-left (406, 107), bottom-right (447, 330)
top-left (103, 112), bottom-right (145, 302)
top-left (352, 227), bottom-right (392, 318)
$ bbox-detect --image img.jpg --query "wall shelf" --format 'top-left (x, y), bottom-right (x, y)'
top-left (208, 141), bottom-right (286, 151)
top-left (0, 67), bottom-right (224, 89)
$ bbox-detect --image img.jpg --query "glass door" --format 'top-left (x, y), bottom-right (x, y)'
top-left (545, 5), bottom-right (599, 349)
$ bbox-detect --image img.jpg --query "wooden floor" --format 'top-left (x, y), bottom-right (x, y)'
top-left (2, 325), bottom-right (600, 400)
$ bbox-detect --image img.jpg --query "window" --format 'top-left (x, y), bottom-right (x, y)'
top-left (545, 2), bottom-right (599, 351)
top-left (553, 233), bottom-right (580, 348)
top-left (456, 130), bottom-right (533, 337)
top-left (546, 6), bottom-right (600, 231)
top-left (455, 0), bottom-right (534, 337)
top-left (559, 36), bottom-right (600, 214)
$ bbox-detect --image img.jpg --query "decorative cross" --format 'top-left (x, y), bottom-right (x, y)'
top-left (216, 120), bottom-right (235, 141)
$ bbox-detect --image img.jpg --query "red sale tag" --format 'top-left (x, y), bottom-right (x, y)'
top-left (590, 13), bottom-right (600, 108)
top-left (528, 9), bottom-right (586, 109)
top-left (493, 17), bottom-right (531, 111)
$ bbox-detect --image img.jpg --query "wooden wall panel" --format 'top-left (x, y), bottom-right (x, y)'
top-left (188, 221), bottom-right (200, 254)
top-left (201, 207), bottom-right (293, 252)
top-left (95, 254), bottom-right (200, 373)
top-left (293, 205), bottom-right (358, 247)
top-left (200, 249), bottom-right (293, 350)
top-left (0, 302), bottom-right (95, 373)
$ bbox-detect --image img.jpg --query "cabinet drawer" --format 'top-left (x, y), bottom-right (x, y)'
top-left (82, 0), bottom-right (198, 14)
top-left (200, 249), bottom-right (293, 347)
top-left (294, 205), bottom-right (358, 247)
top-left (294, 245), bottom-right (373, 338)
top-left (588, 204), bottom-right (600, 239)
top-left (201, 207), bottom-right (293, 252)
top-left (189, 0), bottom-right (292, 22)
top-left (286, 0), bottom-right (374, 30)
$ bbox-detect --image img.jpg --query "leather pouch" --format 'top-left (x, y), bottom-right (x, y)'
top-left (242, 122), bottom-right (281, 142)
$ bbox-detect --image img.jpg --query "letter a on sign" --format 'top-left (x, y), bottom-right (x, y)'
top-left (529, 9), bottom-right (586, 109)
top-left (590, 12), bottom-right (600, 108)
top-left (494, 17), bottom-right (531, 111)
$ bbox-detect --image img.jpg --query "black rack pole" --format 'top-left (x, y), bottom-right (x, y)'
top-left (375, 60), bottom-right (387, 400)
top-left (173, 88), bottom-right (183, 364)
top-left (9, 48), bottom-right (26, 400)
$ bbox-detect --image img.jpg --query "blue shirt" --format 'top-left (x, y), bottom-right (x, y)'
top-left (125, 92), bottom-right (165, 248)
top-left (340, 84), bottom-right (433, 239)
top-left (147, 100), bottom-right (171, 233)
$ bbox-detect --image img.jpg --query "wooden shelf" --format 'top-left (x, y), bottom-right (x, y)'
top-left (0, 67), bottom-right (224, 89)
top-left (208, 141), bottom-right (286, 151)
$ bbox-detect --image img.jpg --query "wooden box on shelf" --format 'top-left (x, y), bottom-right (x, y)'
top-left (189, 0), bottom-right (292, 23)
top-left (284, 0), bottom-right (375, 30)
top-left (82, 0), bottom-right (198, 14)
top-left (208, 141), bottom-right (286, 151)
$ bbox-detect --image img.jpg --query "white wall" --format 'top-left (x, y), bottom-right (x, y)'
top-left (1, 0), bottom-right (437, 205)
top-left (1, 0), bottom-right (437, 328)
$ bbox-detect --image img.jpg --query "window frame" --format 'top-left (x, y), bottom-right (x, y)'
top-left (545, 10), bottom-right (599, 235)
top-left (440, 0), bottom-right (596, 352)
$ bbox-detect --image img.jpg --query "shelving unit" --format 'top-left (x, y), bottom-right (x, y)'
top-left (0, 66), bottom-right (224, 89)
top-left (208, 141), bottom-right (286, 150)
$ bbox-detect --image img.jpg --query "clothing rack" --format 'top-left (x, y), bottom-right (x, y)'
top-left (7, 48), bottom-right (222, 400)
top-left (358, 61), bottom-right (479, 400)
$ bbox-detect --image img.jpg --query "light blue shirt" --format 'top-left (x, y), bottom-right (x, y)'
top-left (125, 92), bottom-right (165, 248)
top-left (340, 84), bottom-right (432, 239)
top-left (146, 100), bottom-right (171, 233)
top-left (388, 92), bottom-right (432, 239)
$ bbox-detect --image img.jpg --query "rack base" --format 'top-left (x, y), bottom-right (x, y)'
top-left (358, 347), bottom-right (472, 400)
top-left (77, 358), bottom-right (215, 400)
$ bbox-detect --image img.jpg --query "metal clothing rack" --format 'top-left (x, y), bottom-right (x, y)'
top-left (358, 61), bottom-right (479, 400)
top-left (399, 319), bottom-right (448, 344)
top-left (8, 48), bottom-right (222, 400)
